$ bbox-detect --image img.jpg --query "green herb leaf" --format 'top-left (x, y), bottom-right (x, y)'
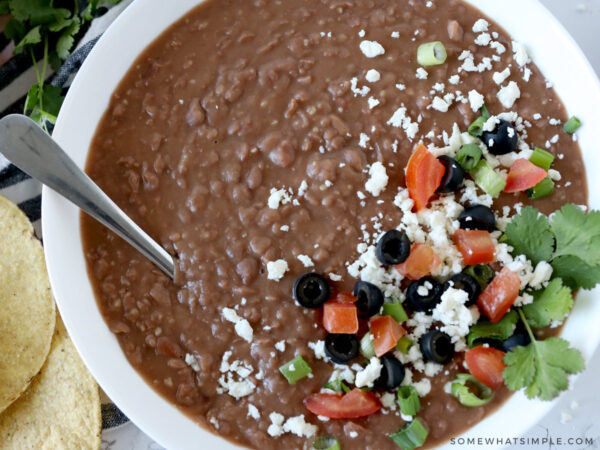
top-left (551, 204), bottom-right (600, 266)
top-left (467, 310), bottom-right (518, 348)
top-left (502, 206), bottom-right (554, 265)
top-left (522, 279), bottom-right (573, 329)
top-left (8, 0), bottom-right (70, 26)
top-left (0, 0), bottom-right (10, 15)
top-left (56, 17), bottom-right (81, 59)
top-left (503, 337), bottom-right (584, 401)
top-left (3, 18), bottom-right (27, 43)
top-left (13, 25), bottom-right (42, 54)
top-left (551, 256), bottom-right (600, 291)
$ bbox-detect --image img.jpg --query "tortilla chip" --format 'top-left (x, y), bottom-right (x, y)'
top-left (0, 315), bottom-right (101, 449)
top-left (0, 195), bottom-right (55, 413)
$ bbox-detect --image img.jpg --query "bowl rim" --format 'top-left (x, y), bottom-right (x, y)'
top-left (43, 0), bottom-right (600, 449)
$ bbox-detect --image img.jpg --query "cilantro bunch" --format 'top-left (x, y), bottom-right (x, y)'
top-left (468, 204), bottom-right (600, 401)
top-left (0, 0), bottom-right (122, 131)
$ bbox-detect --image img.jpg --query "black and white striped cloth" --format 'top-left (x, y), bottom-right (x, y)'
top-left (0, 1), bottom-right (133, 431)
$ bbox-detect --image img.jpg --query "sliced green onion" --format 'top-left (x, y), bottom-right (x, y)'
top-left (397, 386), bottom-right (421, 416)
top-left (312, 436), bottom-right (341, 450)
top-left (456, 143), bottom-right (483, 171)
top-left (360, 332), bottom-right (376, 359)
top-left (323, 379), bottom-right (350, 393)
top-left (396, 336), bottom-right (414, 354)
top-left (563, 116), bottom-right (582, 134)
top-left (468, 116), bottom-right (487, 137)
top-left (450, 373), bottom-right (494, 407)
top-left (389, 418), bottom-right (428, 450)
top-left (528, 177), bottom-right (555, 199)
top-left (529, 147), bottom-right (555, 170)
top-left (417, 41), bottom-right (447, 66)
top-left (467, 310), bottom-right (518, 348)
top-left (279, 355), bottom-right (311, 384)
top-left (469, 160), bottom-right (506, 197)
top-left (462, 264), bottom-right (495, 290)
top-left (480, 104), bottom-right (490, 120)
top-left (383, 302), bottom-right (408, 323)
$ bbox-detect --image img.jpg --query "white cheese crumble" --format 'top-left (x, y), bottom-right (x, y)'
top-left (391, 31), bottom-right (400, 38)
top-left (217, 351), bottom-right (256, 399)
top-left (267, 187), bottom-right (292, 209)
top-left (472, 18), bottom-right (489, 32)
top-left (368, 97), bottom-right (381, 109)
top-left (448, 75), bottom-right (460, 85)
top-left (387, 106), bottom-right (419, 140)
top-left (430, 96), bottom-right (450, 112)
top-left (474, 32), bottom-right (491, 46)
top-left (247, 404), bottom-right (260, 420)
top-left (512, 41), bottom-right (531, 67)
top-left (358, 132), bottom-right (370, 148)
top-left (365, 162), bottom-right (389, 196)
top-left (432, 288), bottom-right (479, 351)
top-left (297, 254), bottom-right (315, 267)
top-left (358, 29), bottom-right (365, 38)
top-left (497, 81), bottom-right (521, 108)
top-left (350, 77), bottom-right (370, 97)
top-left (267, 412), bottom-right (285, 437)
top-left (360, 40), bottom-right (385, 58)
top-left (355, 357), bottom-right (383, 388)
top-left (308, 340), bottom-right (327, 360)
top-left (416, 67), bottom-right (428, 80)
top-left (185, 353), bottom-right (201, 372)
top-left (282, 415), bottom-right (318, 438)
top-left (365, 69), bottom-right (381, 82)
top-left (468, 90), bottom-right (485, 112)
top-left (274, 340), bottom-right (286, 352)
top-left (266, 259), bottom-right (289, 281)
top-left (493, 67), bottom-right (511, 85)
top-left (222, 307), bottom-right (254, 343)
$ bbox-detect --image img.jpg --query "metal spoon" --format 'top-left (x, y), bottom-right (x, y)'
top-left (0, 114), bottom-right (176, 279)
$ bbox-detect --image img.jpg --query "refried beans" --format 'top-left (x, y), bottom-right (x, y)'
top-left (81, 0), bottom-right (588, 448)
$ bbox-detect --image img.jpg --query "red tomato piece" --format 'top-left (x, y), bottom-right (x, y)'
top-left (477, 267), bottom-right (521, 323)
top-left (406, 144), bottom-right (446, 211)
top-left (304, 388), bottom-right (382, 419)
top-left (323, 302), bottom-right (359, 334)
top-left (453, 229), bottom-right (496, 265)
top-left (504, 159), bottom-right (548, 193)
top-left (334, 293), bottom-right (357, 304)
top-left (370, 316), bottom-right (406, 357)
top-left (395, 243), bottom-right (442, 280)
top-left (465, 346), bottom-right (507, 390)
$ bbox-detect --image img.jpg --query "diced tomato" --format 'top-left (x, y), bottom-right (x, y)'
top-left (370, 316), bottom-right (406, 357)
top-left (323, 302), bottom-right (359, 334)
top-left (477, 267), bottom-right (521, 323)
top-left (504, 159), bottom-right (548, 193)
top-left (453, 229), bottom-right (496, 265)
top-left (406, 144), bottom-right (446, 211)
top-left (304, 388), bottom-right (382, 419)
top-left (395, 243), bottom-right (441, 280)
top-left (465, 346), bottom-right (507, 390)
top-left (334, 293), bottom-right (357, 304)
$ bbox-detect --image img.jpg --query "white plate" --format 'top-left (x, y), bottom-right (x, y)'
top-left (43, 1), bottom-right (600, 449)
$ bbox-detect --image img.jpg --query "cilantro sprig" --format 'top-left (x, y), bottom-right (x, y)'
top-left (502, 204), bottom-right (600, 290)
top-left (0, 0), bottom-right (122, 132)
top-left (503, 310), bottom-right (584, 401)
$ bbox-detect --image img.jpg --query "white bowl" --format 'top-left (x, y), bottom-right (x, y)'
top-left (43, 1), bottom-right (600, 449)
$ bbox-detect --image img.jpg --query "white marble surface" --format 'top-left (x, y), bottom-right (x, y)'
top-left (101, 1), bottom-right (600, 449)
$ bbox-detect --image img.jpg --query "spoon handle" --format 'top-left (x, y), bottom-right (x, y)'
top-left (0, 114), bottom-right (175, 279)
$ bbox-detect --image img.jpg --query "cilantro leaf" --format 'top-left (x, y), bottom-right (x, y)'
top-left (503, 337), bottom-right (584, 401)
top-left (551, 204), bottom-right (600, 266)
top-left (13, 25), bottom-right (42, 54)
top-left (24, 85), bottom-right (64, 126)
top-left (467, 310), bottom-right (518, 347)
top-left (522, 279), bottom-right (573, 329)
top-left (502, 206), bottom-right (554, 265)
top-left (8, 0), bottom-right (70, 26)
top-left (551, 256), bottom-right (600, 290)
top-left (0, 0), bottom-right (9, 15)
top-left (56, 17), bottom-right (80, 59)
top-left (3, 18), bottom-right (26, 43)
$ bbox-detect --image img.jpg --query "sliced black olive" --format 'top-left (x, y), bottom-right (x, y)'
top-left (502, 324), bottom-right (532, 352)
top-left (406, 277), bottom-right (443, 312)
top-left (376, 355), bottom-right (406, 390)
top-left (420, 330), bottom-right (455, 364)
top-left (376, 230), bottom-right (411, 265)
top-left (443, 273), bottom-right (482, 307)
top-left (353, 281), bottom-right (384, 318)
top-left (458, 205), bottom-right (496, 231)
top-left (324, 333), bottom-right (359, 364)
top-left (437, 155), bottom-right (465, 193)
top-left (293, 273), bottom-right (331, 308)
top-left (481, 119), bottom-right (518, 155)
